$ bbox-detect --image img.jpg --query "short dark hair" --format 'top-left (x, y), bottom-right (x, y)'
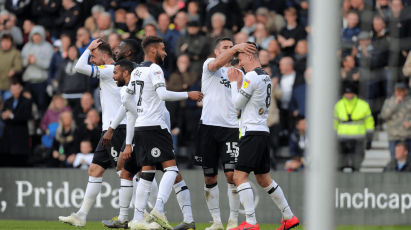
top-left (115, 59), bottom-right (134, 75)
top-left (141, 35), bottom-right (163, 53)
top-left (1, 33), bottom-right (13, 44)
top-left (342, 55), bottom-right (353, 63)
top-left (396, 142), bottom-right (410, 152)
top-left (96, 39), bottom-right (113, 57)
top-left (247, 41), bottom-right (259, 57)
top-left (215, 37), bottom-right (233, 48)
top-left (126, 11), bottom-right (138, 18)
top-left (122, 39), bottom-right (141, 59)
top-left (295, 115), bottom-right (305, 125)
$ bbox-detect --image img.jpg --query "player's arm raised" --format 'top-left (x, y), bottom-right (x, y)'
top-left (228, 67), bottom-right (252, 110)
top-left (74, 39), bottom-right (102, 76)
top-left (208, 43), bottom-right (257, 72)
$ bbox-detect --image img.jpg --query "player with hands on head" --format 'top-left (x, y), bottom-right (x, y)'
top-left (227, 41), bottom-right (299, 230)
top-left (194, 38), bottom-right (257, 230)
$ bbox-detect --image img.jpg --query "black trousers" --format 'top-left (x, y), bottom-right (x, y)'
top-left (339, 139), bottom-right (365, 171)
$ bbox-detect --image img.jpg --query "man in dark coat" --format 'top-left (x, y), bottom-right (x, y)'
top-left (55, 0), bottom-right (82, 42)
top-left (385, 142), bottom-right (411, 172)
top-left (0, 80), bottom-right (32, 167)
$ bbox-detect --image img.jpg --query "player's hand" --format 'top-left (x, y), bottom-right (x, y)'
top-left (234, 43), bottom-right (257, 56)
top-left (123, 145), bottom-right (132, 162)
top-left (187, 91), bottom-right (203, 102)
top-left (101, 128), bottom-right (114, 148)
top-left (87, 38), bottom-right (102, 51)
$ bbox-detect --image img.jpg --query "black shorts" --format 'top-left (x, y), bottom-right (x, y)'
top-left (194, 124), bottom-right (239, 168)
top-left (134, 126), bottom-right (175, 168)
top-left (235, 131), bottom-right (270, 175)
top-left (92, 126), bottom-right (126, 169)
top-left (121, 140), bottom-right (142, 175)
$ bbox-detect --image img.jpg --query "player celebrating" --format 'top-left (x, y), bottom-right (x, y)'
top-left (227, 42), bottom-right (300, 230)
top-left (194, 38), bottom-right (257, 230)
top-left (58, 39), bottom-right (128, 227)
top-left (122, 36), bottom-right (202, 230)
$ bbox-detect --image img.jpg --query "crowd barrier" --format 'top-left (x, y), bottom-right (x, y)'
top-left (0, 168), bottom-right (410, 225)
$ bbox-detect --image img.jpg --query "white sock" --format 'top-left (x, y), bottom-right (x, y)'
top-left (119, 179), bottom-right (133, 222)
top-left (173, 180), bottom-right (194, 223)
top-left (264, 180), bottom-right (294, 220)
top-left (133, 172), bottom-right (155, 222)
top-left (237, 182), bottom-right (256, 225)
top-left (131, 176), bottom-right (138, 208)
top-left (204, 183), bottom-right (221, 223)
top-left (227, 183), bottom-right (240, 220)
top-left (155, 166), bottom-right (178, 214)
top-left (148, 177), bottom-right (158, 210)
top-left (77, 176), bottom-right (103, 221)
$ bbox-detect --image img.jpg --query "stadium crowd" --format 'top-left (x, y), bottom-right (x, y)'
top-left (0, 0), bottom-right (411, 171)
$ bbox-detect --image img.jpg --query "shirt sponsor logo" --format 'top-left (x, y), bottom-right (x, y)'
top-left (220, 77), bottom-right (231, 89)
top-left (243, 79), bottom-right (250, 88)
top-left (98, 65), bottom-right (106, 69)
top-left (258, 108), bottom-right (269, 115)
top-left (137, 108), bottom-right (144, 113)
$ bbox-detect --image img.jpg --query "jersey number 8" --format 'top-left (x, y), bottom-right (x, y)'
top-left (266, 84), bottom-right (272, 108)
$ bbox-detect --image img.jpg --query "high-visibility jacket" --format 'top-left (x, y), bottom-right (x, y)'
top-left (334, 95), bottom-right (374, 139)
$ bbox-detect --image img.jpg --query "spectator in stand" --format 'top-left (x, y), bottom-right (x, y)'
top-left (187, 1), bottom-right (200, 23)
top-left (341, 11), bottom-right (361, 56)
top-left (162, 0), bottom-right (185, 18)
top-left (255, 7), bottom-right (285, 34)
top-left (72, 92), bottom-right (94, 126)
top-left (391, 0), bottom-right (411, 65)
top-left (294, 39), bottom-right (308, 73)
top-left (136, 3), bottom-right (156, 29)
top-left (289, 68), bottom-right (310, 118)
top-left (48, 111), bottom-right (80, 168)
top-left (174, 11), bottom-right (189, 36)
top-left (334, 84), bottom-right (374, 171)
top-left (384, 142), bottom-right (411, 172)
top-left (0, 11), bottom-right (23, 46)
top-left (204, 0), bottom-right (243, 33)
top-left (73, 140), bottom-right (94, 169)
top-left (248, 23), bottom-right (275, 50)
top-left (259, 49), bottom-right (271, 67)
top-left (234, 32), bottom-right (249, 45)
top-left (207, 13), bottom-right (233, 46)
top-left (49, 34), bottom-right (70, 87)
top-left (341, 55), bottom-right (360, 85)
top-left (278, 7), bottom-right (307, 56)
top-left (76, 28), bottom-right (93, 55)
top-left (342, 0), bottom-right (353, 28)
top-left (372, 15), bottom-right (389, 42)
top-left (168, 54), bottom-right (198, 92)
top-left (84, 5), bottom-right (105, 35)
top-left (293, 0), bottom-right (309, 27)
top-left (143, 22), bottom-right (158, 37)
top-left (286, 115), bottom-right (307, 172)
top-left (5, 0), bottom-right (32, 24)
top-left (253, 0), bottom-right (287, 15)
top-left (22, 19), bottom-right (35, 45)
top-left (267, 76), bottom-right (283, 169)
top-left (176, 21), bottom-right (208, 78)
top-left (375, 0), bottom-right (391, 24)
top-left (21, 25), bottom-right (54, 114)
top-left (350, 0), bottom-right (374, 32)
top-left (108, 33), bottom-right (121, 52)
top-left (267, 39), bottom-right (283, 78)
top-left (31, 0), bottom-right (61, 31)
top-left (157, 13), bottom-right (181, 56)
top-left (0, 34), bottom-right (22, 102)
top-left (92, 12), bottom-right (115, 40)
top-left (118, 12), bottom-right (141, 40)
top-left (0, 80), bottom-right (32, 167)
top-left (114, 8), bottom-right (127, 32)
top-left (41, 94), bottom-right (71, 132)
top-left (380, 83), bottom-right (411, 159)
top-left (241, 12), bottom-right (257, 35)
top-left (55, 0), bottom-right (82, 42)
top-left (57, 45), bottom-right (89, 108)
top-left (78, 109), bottom-right (101, 152)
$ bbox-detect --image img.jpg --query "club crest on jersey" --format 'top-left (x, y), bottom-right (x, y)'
top-left (258, 108), bottom-right (269, 115)
top-left (151, 147), bottom-right (161, 157)
top-left (262, 76), bottom-right (270, 84)
top-left (220, 77), bottom-right (231, 89)
top-left (243, 79), bottom-right (250, 88)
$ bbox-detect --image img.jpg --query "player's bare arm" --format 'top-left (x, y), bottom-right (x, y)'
top-left (208, 43), bottom-right (257, 72)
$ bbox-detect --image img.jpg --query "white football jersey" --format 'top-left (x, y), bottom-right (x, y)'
top-left (239, 68), bottom-right (271, 136)
top-left (90, 64), bottom-right (126, 131)
top-left (200, 58), bottom-right (239, 128)
top-left (126, 61), bottom-right (168, 130)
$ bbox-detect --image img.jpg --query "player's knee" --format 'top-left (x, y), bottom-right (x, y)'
top-left (140, 170), bottom-right (156, 182)
top-left (120, 169), bottom-right (135, 180)
top-left (89, 163), bottom-right (105, 177)
top-left (174, 172), bottom-right (183, 184)
top-left (203, 166), bottom-right (218, 181)
top-left (204, 175), bottom-right (218, 185)
top-left (255, 174), bottom-right (272, 187)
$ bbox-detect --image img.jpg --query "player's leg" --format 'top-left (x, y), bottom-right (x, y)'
top-left (173, 172), bottom-right (195, 230)
top-left (233, 168), bottom-right (258, 230)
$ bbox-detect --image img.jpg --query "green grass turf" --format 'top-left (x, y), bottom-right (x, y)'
top-left (0, 220), bottom-right (409, 230)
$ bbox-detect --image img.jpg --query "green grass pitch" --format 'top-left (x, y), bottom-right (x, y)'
top-left (0, 220), bottom-right (410, 230)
